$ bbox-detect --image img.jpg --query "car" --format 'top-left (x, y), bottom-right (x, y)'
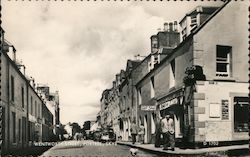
top-left (100, 131), bottom-right (116, 143)
top-left (93, 130), bottom-right (102, 141)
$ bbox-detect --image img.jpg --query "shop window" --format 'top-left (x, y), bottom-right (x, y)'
top-left (216, 45), bottom-right (232, 77)
top-left (234, 97), bottom-right (249, 132)
top-left (151, 113), bottom-right (155, 134)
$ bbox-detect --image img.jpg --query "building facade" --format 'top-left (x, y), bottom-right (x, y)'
top-left (99, 1), bottom-right (248, 147)
top-left (0, 28), bottom-right (55, 155)
top-left (37, 85), bottom-right (60, 137)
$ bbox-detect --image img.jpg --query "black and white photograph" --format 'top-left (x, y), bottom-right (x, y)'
top-left (0, 0), bottom-right (249, 156)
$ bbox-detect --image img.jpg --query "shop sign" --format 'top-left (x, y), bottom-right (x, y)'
top-left (141, 105), bottom-right (156, 111)
top-left (160, 98), bottom-right (178, 110)
top-left (221, 100), bottom-right (229, 120)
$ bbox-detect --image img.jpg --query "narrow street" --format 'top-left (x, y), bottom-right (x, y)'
top-left (40, 140), bottom-right (134, 157)
top-left (40, 140), bottom-right (250, 157)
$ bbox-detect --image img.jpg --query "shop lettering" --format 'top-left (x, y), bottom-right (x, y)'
top-left (141, 105), bottom-right (156, 111)
top-left (160, 98), bottom-right (178, 110)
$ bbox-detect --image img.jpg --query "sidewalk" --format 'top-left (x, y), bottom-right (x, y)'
top-left (117, 141), bottom-right (249, 156)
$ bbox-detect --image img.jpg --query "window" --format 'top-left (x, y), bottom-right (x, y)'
top-left (35, 101), bottom-right (37, 117)
top-left (216, 45), bottom-right (232, 77)
top-left (190, 15), bottom-right (198, 31)
top-left (150, 77), bottom-right (155, 98)
top-left (12, 112), bottom-right (16, 143)
top-left (21, 87), bottom-right (24, 108)
top-left (38, 104), bottom-right (40, 118)
top-left (151, 38), bottom-right (158, 48)
top-left (22, 117), bottom-right (26, 142)
top-left (138, 88), bottom-right (142, 105)
top-left (234, 97), bottom-right (249, 132)
top-left (151, 113), bottom-right (155, 134)
top-left (11, 76), bottom-right (15, 101)
top-left (31, 96), bottom-right (33, 115)
top-left (18, 119), bottom-right (21, 142)
top-left (169, 59), bottom-right (175, 88)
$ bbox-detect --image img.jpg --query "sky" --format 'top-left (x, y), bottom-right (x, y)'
top-left (2, 0), bottom-right (224, 126)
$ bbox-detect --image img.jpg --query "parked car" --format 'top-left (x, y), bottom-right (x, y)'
top-left (85, 130), bottom-right (94, 140)
top-left (100, 131), bottom-right (116, 143)
top-left (93, 130), bottom-right (102, 142)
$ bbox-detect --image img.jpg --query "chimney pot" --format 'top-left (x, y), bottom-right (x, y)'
top-left (164, 22), bottom-right (169, 31)
top-left (174, 21), bottom-right (178, 32)
top-left (169, 22), bottom-right (173, 32)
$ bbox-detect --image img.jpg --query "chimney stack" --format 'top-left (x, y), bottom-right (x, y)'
top-left (174, 21), bottom-right (178, 32)
top-left (8, 46), bottom-right (17, 62)
top-left (169, 22), bottom-right (173, 32)
top-left (164, 22), bottom-right (169, 32)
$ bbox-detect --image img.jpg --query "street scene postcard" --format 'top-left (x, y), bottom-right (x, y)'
top-left (0, 0), bottom-right (249, 157)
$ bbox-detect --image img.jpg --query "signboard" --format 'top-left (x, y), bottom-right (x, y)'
top-left (141, 105), bottom-right (156, 111)
top-left (209, 103), bottom-right (220, 118)
top-left (160, 98), bottom-right (178, 110)
top-left (221, 100), bottom-right (229, 120)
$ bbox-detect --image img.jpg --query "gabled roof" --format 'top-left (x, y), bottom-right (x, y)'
top-left (136, 1), bottom-right (229, 87)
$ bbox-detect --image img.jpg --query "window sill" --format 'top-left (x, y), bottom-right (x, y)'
top-left (213, 77), bottom-right (235, 82)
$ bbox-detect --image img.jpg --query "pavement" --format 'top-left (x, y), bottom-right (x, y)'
top-left (117, 141), bottom-right (250, 156)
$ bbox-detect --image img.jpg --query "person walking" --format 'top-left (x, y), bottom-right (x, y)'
top-left (130, 121), bottom-right (138, 144)
top-left (138, 124), bottom-right (145, 144)
top-left (154, 106), bottom-right (162, 147)
top-left (161, 114), bottom-right (175, 151)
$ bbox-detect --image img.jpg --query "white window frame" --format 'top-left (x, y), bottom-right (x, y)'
top-left (216, 45), bottom-right (232, 77)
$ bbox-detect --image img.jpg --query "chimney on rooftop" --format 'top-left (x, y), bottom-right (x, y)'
top-left (169, 22), bottom-right (173, 32)
top-left (174, 21), bottom-right (178, 32)
top-left (164, 23), bottom-right (169, 32)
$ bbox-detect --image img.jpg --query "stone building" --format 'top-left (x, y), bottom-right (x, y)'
top-left (0, 28), bottom-right (54, 155)
top-left (37, 85), bottom-right (60, 137)
top-left (136, 1), bottom-right (248, 146)
top-left (99, 1), bottom-right (248, 147)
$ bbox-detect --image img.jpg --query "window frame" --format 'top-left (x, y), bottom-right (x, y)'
top-left (216, 45), bottom-right (232, 77)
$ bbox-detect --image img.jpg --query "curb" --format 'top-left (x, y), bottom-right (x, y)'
top-left (117, 142), bottom-right (249, 156)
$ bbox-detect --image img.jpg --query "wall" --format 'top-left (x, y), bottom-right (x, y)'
top-left (194, 1), bottom-right (248, 82)
top-left (195, 81), bottom-right (248, 142)
top-left (7, 55), bottom-right (29, 149)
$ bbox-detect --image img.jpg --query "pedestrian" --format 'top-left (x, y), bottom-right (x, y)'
top-left (138, 124), bottom-right (145, 144)
top-left (130, 120), bottom-right (138, 144)
top-left (161, 114), bottom-right (175, 151)
top-left (154, 106), bottom-right (162, 148)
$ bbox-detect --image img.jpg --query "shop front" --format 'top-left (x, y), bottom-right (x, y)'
top-left (158, 89), bottom-right (185, 142)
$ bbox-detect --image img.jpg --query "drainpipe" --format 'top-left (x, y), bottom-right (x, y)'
top-left (26, 79), bottom-right (29, 146)
top-left (6, 59), bottom-right (10, 151)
